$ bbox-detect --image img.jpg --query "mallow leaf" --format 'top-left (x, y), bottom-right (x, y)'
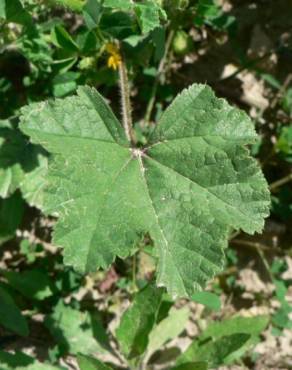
top-left (0, 286), bottom-right (29, 336)
top-left (19, 84), bottom-right (270, 298)
top-left (116, 284), bottom-right (163, 359)
top-left (135, 1), bottom-right (167, 34)
top-left (144, 306), bottom-right (190, 363)
top-left (0, 119), bottom-right (47, 209)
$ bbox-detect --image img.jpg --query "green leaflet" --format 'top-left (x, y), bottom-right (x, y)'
top-left (199, 315), bottom-right (269, 364)
top-left (175, 333), bottom-right (251, 368)
top-left (0, 193), bottom-right (24, 245)
top-left (116, 284), bottom-right (164, 359)
top-left (19, 84), bottom-right (270, 298)
top-left (191, 291), bottom-right (221, 311)
top-left (2, 269), bottom-right (54, 300)
top-left (77, 354), bottom-right (114, 370)
top-left (144, 306), bottom-right (189, 362)
top-left (175, 315), bottom-right (269, 367)
top-left (44, 301), bottom-right (110, 356)
top-left (51, 25), bottom-right (80, 52)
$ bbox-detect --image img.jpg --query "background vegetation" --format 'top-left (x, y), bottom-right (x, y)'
top-left (0, 0), bottom-right (291, 369)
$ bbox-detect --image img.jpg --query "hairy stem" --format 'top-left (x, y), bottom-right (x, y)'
top-left (118, 56), bottom-right (135, 145)
top-left (145, 29), bottom-right (175, 124)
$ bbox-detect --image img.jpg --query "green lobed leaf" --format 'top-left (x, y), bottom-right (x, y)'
top-left (0, 286), bottom-right (29, 336)
top-left (116, 284), bottom-right (164, 359)
top-left (19, 84), bottom-right (270, 298)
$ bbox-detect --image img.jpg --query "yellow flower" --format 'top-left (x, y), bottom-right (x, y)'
top-left (106, 43), bottom-right (122, 70)
top-left (107, 54), bottom-right (121, 70)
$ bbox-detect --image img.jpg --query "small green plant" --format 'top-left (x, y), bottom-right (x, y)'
top-left (19, 79), bottom-right (270, 298)
top-left (3, 1), bottom-right (292, 369)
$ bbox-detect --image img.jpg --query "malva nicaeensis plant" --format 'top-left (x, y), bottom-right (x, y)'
top-left (0, 1), bottom-right (276, 368)
top-left (19, 42), bottom-right (270, 299)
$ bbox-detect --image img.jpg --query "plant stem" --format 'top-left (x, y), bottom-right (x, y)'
top-left (217, 49), bottom-right (276, 83)
top-left (118, 55), bottom-right (135, 145)
top-left (270, 73), bottom-right (292, 108)
top-left (269, 173), bottom-right (292, 191)
top-left (145, 29), bottom-right (175, 124)
top-left (254, 243), bottom-right (274, 282)
top-left (230, 239), bottom-right (277, 253)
